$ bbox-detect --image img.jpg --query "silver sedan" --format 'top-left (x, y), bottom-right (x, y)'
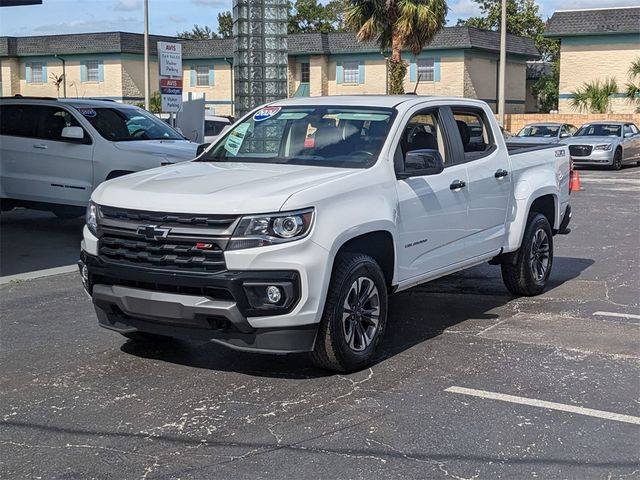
top-left (564, 122), bottom-right (640, 170)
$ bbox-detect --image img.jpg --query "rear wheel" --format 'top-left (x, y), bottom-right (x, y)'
top-left (501, 213), bottom-right (553, 296)
top-left (311, 253), bottom-right (387, 372)
top-left (611, 149), bottom-right (623, 170)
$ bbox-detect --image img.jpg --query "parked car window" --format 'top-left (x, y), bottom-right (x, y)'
top-left (205, 120), bottom-right (228, 137)
top-left (567, 125), bottom-right (577, 135)
top-left (0, 104), bottom-right (39, 138)
top-left (35, 106), bottom-right (84, 141)
top-left (75, 106), bottom-right (183, 142)
top-left (452, 108), bottom-right (496, 160)
top-left (623, 124), bottom-right (634, 137)
top-left (202, 106), bottom-right (394, 168)
top-left (575, 124), bottom-right (622, 137)
top-left (629, 124), bottom-right (639, 135)
top-left (516, 125), bottom-right (560, 138)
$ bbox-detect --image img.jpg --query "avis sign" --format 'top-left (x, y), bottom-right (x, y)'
top-left (158, 41), bottom-right (183, 113)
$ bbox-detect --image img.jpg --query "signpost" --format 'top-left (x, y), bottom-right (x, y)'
top-left (157, 41), bottom-right (182, 113)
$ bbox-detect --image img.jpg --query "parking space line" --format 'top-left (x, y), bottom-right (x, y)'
top-left (593, 311), bottom-right (640, 321)
top-left (445, 386), bottom-right (640, 425)
top-left (0, 264), bottom-right (78, 285)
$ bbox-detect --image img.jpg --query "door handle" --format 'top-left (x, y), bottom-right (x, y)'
top-left (495, 169), bottom-right (509, 178)
top-left (449, 179), bottom-right (466, 190)
top-left (33, 144), bottom-right (48, 150)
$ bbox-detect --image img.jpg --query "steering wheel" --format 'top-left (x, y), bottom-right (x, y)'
top-left (130, 128), bottom-right (146, 138)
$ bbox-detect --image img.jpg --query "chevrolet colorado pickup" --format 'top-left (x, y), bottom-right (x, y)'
top-left (80, 96), bottom-right (572, 371)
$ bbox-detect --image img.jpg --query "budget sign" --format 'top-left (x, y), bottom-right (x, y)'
top-left (158, 41), bottom-right (182, 77)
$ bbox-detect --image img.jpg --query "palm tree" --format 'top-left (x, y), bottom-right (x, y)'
top-left (346, 0), bottom-right (447, 94)
top-left (570, 78), bottom-right (618, 114)
top-left (625, 58), bottom-right (640, 108)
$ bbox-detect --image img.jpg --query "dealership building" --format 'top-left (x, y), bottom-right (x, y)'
top-left (1, 26), bottom-right (539, 116)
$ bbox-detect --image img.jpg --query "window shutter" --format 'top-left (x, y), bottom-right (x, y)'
top-left (26, 63), bottom-right (32, 83)
top-left (409, 61), bottom-right (417, 82)
top-left (80, 62), bottom-right (87, 82)
top-left (190, 66), bottom-right (196, 87)
top-left (208, 65), bottom-right (215, 86)
top-left (336, 63), bottom-right (343, 84)
top-left (358, 63), bottom-right (365, 84)
top-left (98, 61), bottom-right (105, 81)
top-left (434, 57), bottom-right (441, 82)
top-left (42, 63), bottom-right (47, 82)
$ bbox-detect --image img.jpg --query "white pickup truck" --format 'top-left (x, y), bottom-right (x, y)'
top-left (80, 96), bottom-right (572, 371)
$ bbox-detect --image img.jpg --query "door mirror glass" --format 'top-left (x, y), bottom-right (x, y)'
top-left (398, 149), bottom-right (444, 179)
top-left (560, 132), bottom-right (571, 138)
top-left (624, 132), bottom-right (634, 138)
top-left (61, 126), bottom-right (85, 140)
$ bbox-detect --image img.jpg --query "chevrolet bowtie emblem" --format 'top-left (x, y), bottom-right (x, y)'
top-left (137, 225), bottom-right (170, 240)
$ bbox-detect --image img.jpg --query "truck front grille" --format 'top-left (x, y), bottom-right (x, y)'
top-left (569, 145), bottom-right (593, 157)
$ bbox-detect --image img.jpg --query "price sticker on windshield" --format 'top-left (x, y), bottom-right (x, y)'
top-left (253, 106), bottom-right (281, 122)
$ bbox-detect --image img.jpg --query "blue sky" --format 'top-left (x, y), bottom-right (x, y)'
top-left (0, 0), bottom-right (637, 37)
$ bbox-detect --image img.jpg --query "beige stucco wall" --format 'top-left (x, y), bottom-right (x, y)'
top-left (310, 55), bottom-right (328, 96)
top-left (1, 57), bottom-right (21, 96)
top-left (463, 54), bottom-right (526, 113)
top-left (401, 56), bottom-right (466, 97)
top-left (121, 57), bottom-right (157, 103)
top-left (327, 58), bottom-right (387, 95)
top-left (558, 37), bottom-right (640, 114)
top-left (181, 62), bottom-right (233, 116)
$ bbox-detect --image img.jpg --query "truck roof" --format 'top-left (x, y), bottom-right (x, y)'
top-left (270, 95), bottom-right (489, 109)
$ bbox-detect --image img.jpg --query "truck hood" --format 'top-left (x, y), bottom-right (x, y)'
top-left (564, 136), bottom-right (619, 145)
top-left (92, 161), bottom-right (360, 214)
top-left (113, 139), bottom-right (199, 161)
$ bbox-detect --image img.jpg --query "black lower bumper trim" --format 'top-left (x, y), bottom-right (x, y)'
top-left (558, 204), bottom-right (572, 235)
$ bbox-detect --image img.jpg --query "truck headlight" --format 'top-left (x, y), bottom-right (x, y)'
top-left (228, 208), bottom-right (314, 250)
top-left (86, 201), bottom-right (98, 236)
top-left (594, 144), bottom-right (612, 151)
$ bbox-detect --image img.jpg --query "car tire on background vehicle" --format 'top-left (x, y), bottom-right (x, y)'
top-left (611, 149), bottom-right (623, 170)
top-left (501, 213), bottom-right (553, 296)
top-left (310, 253), bottom-right (388, 372)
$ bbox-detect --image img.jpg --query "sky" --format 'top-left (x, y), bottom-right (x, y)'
top-left (0, 0), bottom-right (638, 37)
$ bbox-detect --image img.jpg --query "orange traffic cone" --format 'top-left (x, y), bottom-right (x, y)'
top-left (570, 170), bottom-right (581, 192)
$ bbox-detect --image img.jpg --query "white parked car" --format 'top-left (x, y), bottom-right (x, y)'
top-left (80, 96), bottom-right (571, 371)
top-left (204, 115), bottom-right (232, 144)
top-left (0, 96), bottom-right (199, 218)
top-left (564, 122), bottom-right (640, 170)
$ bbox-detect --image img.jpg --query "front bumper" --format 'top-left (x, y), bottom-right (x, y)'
top-left (571, 149), bottom-right (614, 166)
top-left (80, 251), bottom-right (319, 353)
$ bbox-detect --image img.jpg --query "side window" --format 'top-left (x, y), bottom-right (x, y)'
top-left (623, 124), bottom-right (634, 137)
top-left (35, 106), bottom-right (83, 141)
top-left (396, 109), bottom-right (448, 174)
top-left (451, 108), bottom-right (496, 159)
top-left (0, 104), bottom-right (39, 138)
top-left (630, 124), bottom-right (639, 135)
top-left (205, 121), bottom-right (227, 137)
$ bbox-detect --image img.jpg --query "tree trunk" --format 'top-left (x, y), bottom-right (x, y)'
top-left (388, 25), bottom-right (406, 95)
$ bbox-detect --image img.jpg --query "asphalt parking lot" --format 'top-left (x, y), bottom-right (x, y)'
top-left (1, 167), bottom-right (639, 479)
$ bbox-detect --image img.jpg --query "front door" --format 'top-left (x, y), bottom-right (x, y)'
top-left (395, 106), bottom-right (470, 281)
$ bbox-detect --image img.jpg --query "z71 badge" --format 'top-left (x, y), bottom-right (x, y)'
top-left (555, 149), bottom-right (566, 157)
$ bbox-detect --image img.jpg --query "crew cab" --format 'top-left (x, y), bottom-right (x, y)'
top-left (80, 96), bottom-right (571, 371)
top-left (0, 96), bottom-right (199, 218)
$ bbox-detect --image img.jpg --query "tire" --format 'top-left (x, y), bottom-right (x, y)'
top-left (501, 213), bottom-right (553, 296)
top-left (310, 253), bottom-right (388, 372)
top-left (120, 332), bottom-right (172, 343)
top-left (610, 149), bottom-right (622, 170)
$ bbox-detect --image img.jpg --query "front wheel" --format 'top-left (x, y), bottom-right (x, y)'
top-left (311, 253), bottom-right (388, 372)
top-left (610, 149), bottom-right (622, 170)
top-left (501, 213), bottom-right (553, 296)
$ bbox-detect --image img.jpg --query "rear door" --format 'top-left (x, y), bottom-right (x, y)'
top-left (395, 105), bottom-right (470, 280)
top-left (451, 105), bottom-right (511, 258)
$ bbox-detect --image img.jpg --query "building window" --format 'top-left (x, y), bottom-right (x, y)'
top-left (31, 62), bottom-right (44, 83)
top-left (417, 58), bottom-right (434, 82)
top-left (301, 62), bottom-right (310, 83)
top-left (343, 62), bottom-right (359, 84)
top-left (86, 60), bottom-right (100, 82)
top-left (196, 65), bottom-right (209, 86)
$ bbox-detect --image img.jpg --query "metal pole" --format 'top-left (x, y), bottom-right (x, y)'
top-left (225, 58), bottom-right (234, 117)
top-left (143, 0), bottom-right (150, 110)
top-left (498, 0), bottom-right (507, 126)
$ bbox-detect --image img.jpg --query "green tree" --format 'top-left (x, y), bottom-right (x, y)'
top-left (570, 78), bottom-right (618, 114)
top-left (177, 24), bottom-right (218, 40)
top-left (217, 11), bottom-right (233, 38)
top-left (288, 0), bottom-right (346, 33)
top-left (532, 61), bottom-right (559, 113)
top-left (457, 0), bottom-right (558, 61)
top-left (346, 0), bottom-right (447, 95)
top-left (136, 91), bottom-right (162, 113)
top-left (625, 58), bottom-right (640, 108)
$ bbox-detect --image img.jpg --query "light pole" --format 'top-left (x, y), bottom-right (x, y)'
top-left (54, 54), bottom-right (66, 97)
top-left (498, 0), bottom-right (507, 126)
top-left (143, 0), bottom-right (150, 110)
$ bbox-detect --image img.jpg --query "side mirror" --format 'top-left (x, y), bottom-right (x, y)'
top-left (397, 149), bottom-right (444, 179)
top-left (624, 132), bottom-right (634, 138)
top-left (196, 143), bottom-right (210, 156)
top-left (61, 126), bottom-right (85, 141)
top-left (560, 132), bottom-right (571, 138)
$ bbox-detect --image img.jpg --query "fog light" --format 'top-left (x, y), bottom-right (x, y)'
top-left (266, 285), bottom-right (282, 304)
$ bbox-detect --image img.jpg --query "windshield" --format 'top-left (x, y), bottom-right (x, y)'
top-left (75, 106), bottom-right (184, 141)
top-left (199, 106), bottom-right (394, 168)
top-left (516, 125), bottom-right (560, 138)
top-left (574, 124), bottom-right (621, 137)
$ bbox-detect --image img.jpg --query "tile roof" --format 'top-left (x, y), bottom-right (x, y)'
top-left (545, 7), bottom-right (640, 37)
top-left (1, 26), bottom-right (538, 59)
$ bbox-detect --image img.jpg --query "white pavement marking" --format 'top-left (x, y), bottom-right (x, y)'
top-left (0, 264), bottom-right (78, 285)
top-left (593, 311), bottom-right (640, 320)
top-left (445, 386), bottom-right (640, 425)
